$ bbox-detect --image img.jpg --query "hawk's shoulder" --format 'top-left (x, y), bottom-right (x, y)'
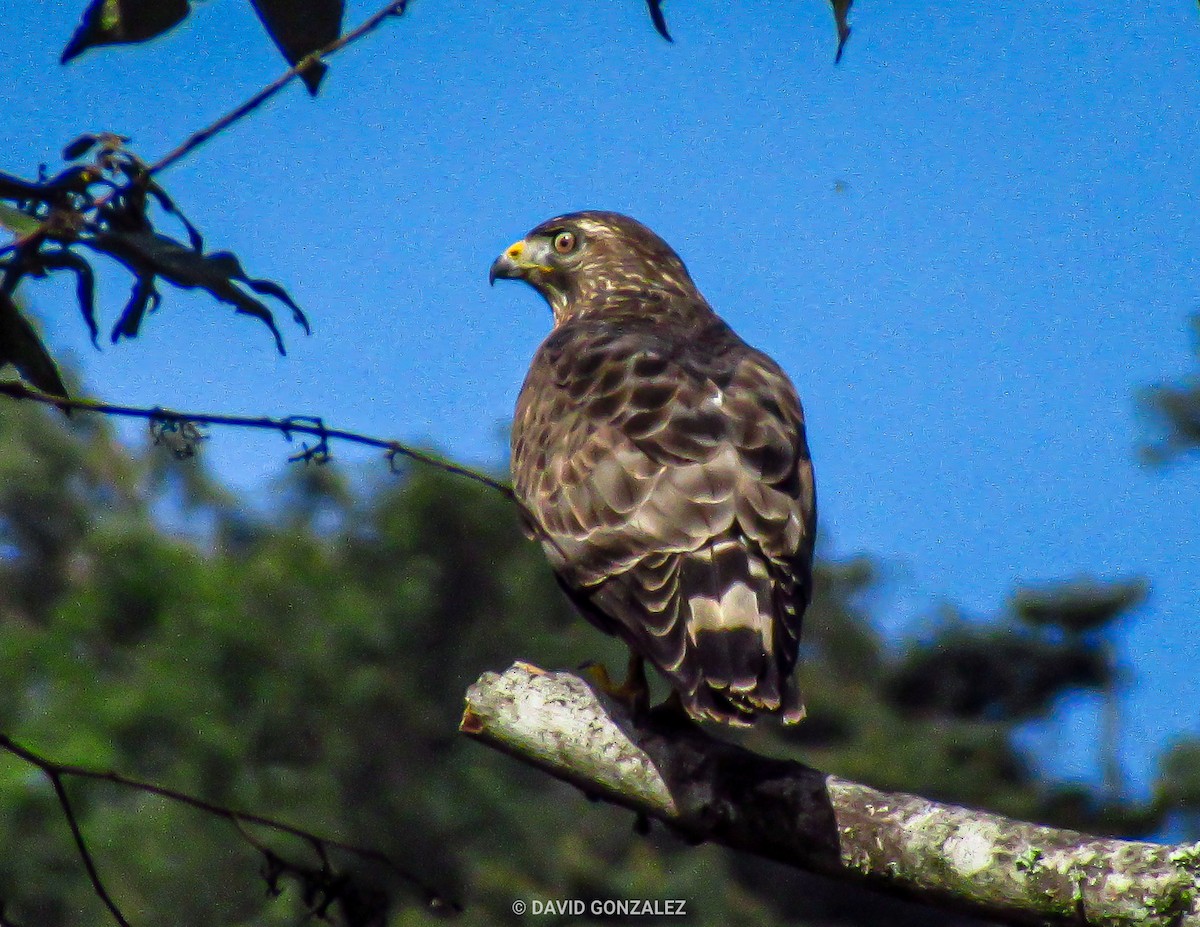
top-left (512, 307), bottom-right (813, 567)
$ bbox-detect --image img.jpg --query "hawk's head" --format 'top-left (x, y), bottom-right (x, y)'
top-left (490, 211), bottom-right (700, 323)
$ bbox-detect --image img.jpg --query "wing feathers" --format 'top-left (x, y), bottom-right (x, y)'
top-left (513, 312), bottom-right (814, 726)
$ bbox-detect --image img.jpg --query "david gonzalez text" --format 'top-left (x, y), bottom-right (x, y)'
top-left (517, 899), bottom-right (687, 916)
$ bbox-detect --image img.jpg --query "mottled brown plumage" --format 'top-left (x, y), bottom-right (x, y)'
top-left (491, 211), bottom-right (816, 725)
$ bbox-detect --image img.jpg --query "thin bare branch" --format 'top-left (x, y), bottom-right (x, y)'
top-left (145, 1), bottom-right (412, 180)
top-left (0, 379), bottom-right (514, 500)
top-left (6, 0), bottom-right (412, 233)
top-left (0, 733), bottom-right (459, 918)
top-left (1, 735), bottom-right (132, 927)
top-left (0, 379), bottom-right (587, 566)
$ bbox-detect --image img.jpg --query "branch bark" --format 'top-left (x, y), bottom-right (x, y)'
top-left (461, 663), bottom-right (1200, 927)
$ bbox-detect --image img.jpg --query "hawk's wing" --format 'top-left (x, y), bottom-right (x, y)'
top-left (512, 317), bottom-right (815, 724)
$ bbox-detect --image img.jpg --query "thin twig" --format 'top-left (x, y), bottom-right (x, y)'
top-left (78, 0), bottom-right (412, 220)
top-left (0, 733), bottom-right (459, 915)
top-left (1, 736), bottom-right (132, 927)
top-left (4, 1), bottom-right (414, 321)
top-left (0, 379), bottom-right (577, 566)
top-left (146, 1), bottom-right (411, 179)
top-left (48, 774), bottom-right (131, 926)
top-left (0, 379), bottom-right (514, 500)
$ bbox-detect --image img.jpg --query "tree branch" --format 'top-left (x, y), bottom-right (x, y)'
top-left (0, 380), bottom-right (582, 566)
top-left (461, 663), bottom-right (1200, 927)
top-left (0, 732), bottom-right (458, 924)
top-left (144, 1), bottom-right (411, 180)
top-left (0, 379), bottom-right (514, 500)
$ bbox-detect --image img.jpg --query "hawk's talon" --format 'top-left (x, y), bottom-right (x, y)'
top-left (579, 654), bottom-right (650, 717)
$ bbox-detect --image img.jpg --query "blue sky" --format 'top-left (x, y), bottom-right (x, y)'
top-left (4, 1), bottom-right (1199, 799)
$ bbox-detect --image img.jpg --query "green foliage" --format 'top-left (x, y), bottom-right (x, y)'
top-left (1156, 739), bottom-right (1200, 841)
top-left (1012, 578), bottom-right (1147, 637)
top-left (1140, 315), bottom-right (1200, 465)
top-left (0, 399), bottom-right (1178, 926)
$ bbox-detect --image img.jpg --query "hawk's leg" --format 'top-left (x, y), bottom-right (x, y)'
top-left (649, 688), bottom-right (699, 728)
top-left (581, 653), bottom-right (650, 717)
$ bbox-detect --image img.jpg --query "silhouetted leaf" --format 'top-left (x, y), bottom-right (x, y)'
top-left (832, 0), bottom-right (852, 63)
top-left (249, 0), bottom-right (344, 95)
top-left (0, 293), bottom-right (68, 399)
top-left (38, 250), bottom-right (100, 345)
top-left (62, 0), bottom-right (191, 63)
top-left (62, 134), bottom-right (100, 161)
top-left (146, 182), bottom-right (204, 251)
top-left (112, 272), bottom-right (161, 342)
top-left (86, 230), bottom-right (303, 353)
top-left (43, 164), bottom-right (105, 198)
top-left (646, 0), bottom-right (672, 42)
top-left (207, 251), bottom-right (309, 333)
top-left (0, 174), bottom-right (49, 204)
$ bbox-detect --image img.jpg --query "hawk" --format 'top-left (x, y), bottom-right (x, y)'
top-left (490, 211), bottom-right (816, 726)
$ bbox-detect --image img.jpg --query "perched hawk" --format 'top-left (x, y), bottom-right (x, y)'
top-left (490, 211), bottom-right (816, 726)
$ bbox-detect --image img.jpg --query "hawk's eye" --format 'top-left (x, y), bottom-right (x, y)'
top-left (553, 231), bottom-right (577, 254)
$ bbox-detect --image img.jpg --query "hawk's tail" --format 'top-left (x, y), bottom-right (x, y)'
top-left (677, 539), bottom-right (804, 726)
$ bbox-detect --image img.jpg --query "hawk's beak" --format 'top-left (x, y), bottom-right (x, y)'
top-left (490, 237), bottom-right (557, 286)
top-left (489, 239), bottom-right (528, 286)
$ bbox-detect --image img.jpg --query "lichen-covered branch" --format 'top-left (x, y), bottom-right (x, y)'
top-left (461, 663), bottom-right (1200, 927)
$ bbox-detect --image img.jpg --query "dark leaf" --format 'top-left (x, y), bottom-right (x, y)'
top-left (147, 182), bottom-right (204, 251)
top-left (45, 164), bottom-right (103, 197)
top-left (111, 273), bottom-right (161, 342)
top-left (245, 277), bottom-right (308, 333)
top-left (39, 250), bottom-right (100, 345)
top-left (0, 172), bottom-right (52, 203)
top-left (646, 0), bottom-right (672, 42)
top-left (0, 292), bottom-right (69, 399)
top-left (208, 251), bottom-right (309, 333)
top-left (98, 182), bottom-right (154, 236)
top-left (62, 0), bottom-right (191, 63)
top-left (62, 134), bottom-right (99, 161)
top-left (86, 231), bottom-right (301, 354)
top-left (249, 0), bottom-right (344, 95)
top-left (832, 0), bottom-right (852, 64)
